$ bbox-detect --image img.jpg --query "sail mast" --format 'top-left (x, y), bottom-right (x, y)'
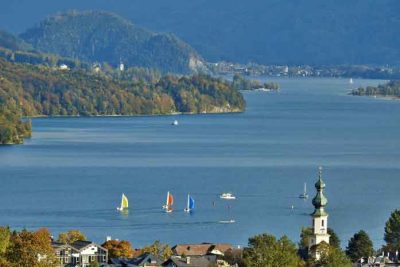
top-left (166, 191), bottom-right (170, 207)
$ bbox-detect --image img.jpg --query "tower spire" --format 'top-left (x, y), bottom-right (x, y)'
top-left (308, 166), bottom-right (330, 258)
top-left (312, 166), bottom-right (328, 217)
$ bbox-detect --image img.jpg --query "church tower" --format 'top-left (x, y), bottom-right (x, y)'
top-left (308, 166), bottom-right (330, 258)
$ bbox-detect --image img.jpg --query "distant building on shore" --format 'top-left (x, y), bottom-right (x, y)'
top-left (308, 166), bottom-right (330, 259)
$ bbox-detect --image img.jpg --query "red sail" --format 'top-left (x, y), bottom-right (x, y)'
top-left (168, 193), bottom-right (174, 206)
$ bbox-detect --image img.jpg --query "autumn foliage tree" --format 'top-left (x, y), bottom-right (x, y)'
top-left (57, 230), bottom-right (87, 244)
top-left (102, 240), bottom-right (134, 259)
top-left (142, 240), bottom-right (173, 260)
top-left (5, 228), bottom-right (57, 267)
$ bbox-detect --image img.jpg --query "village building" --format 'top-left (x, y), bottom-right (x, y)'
top-left (172, 243), bottom-right (232, 257)
top-left (52, 240), bottom-right (108, 267)
top-left (109, 252), bottom-right (163, 267)
top-left (169, 243), bottom-right (233, 267)
top-left (59, 64), bottom-right (70, 70)
top-left (308, 166), bottom-right (330, 259)
top-left (162, 256), bottom-right (213, 267)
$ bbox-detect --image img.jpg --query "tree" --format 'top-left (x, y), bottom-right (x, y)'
top-left (298, 227), bottom-right (340, 260)
top-left (89, 260), bottom-right (99, 267)
top-left (6, 228), bottom-right (57, 267)
top-left (57, 230), bottom-right (86, 244)
top-left (346, 230), bottom-right (374, 262)
top-left (0, 227), bottom-right (11, 267)
top-left (0, 227), bottom-right (10, 254)
top-left (142, 240), bottom-right (173, 260)
top-left (384, 209), bottom-right (400, 252)
top-left (313, 244), bottom-right (352, 267)
top-left (242, 233), bottom-right (303, 267)
top-left (299, 227), bottom-right (313, 260)
top-left (102, 240), bottom-right (134, 259)
top-left (327, 228), bottom-right (341, 249)
top-left (223, 248), bottom-right (244, 266)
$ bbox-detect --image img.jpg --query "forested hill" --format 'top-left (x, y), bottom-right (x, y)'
top-left (20, 11), bottom-right (207, 74)
top-left (1, 0), bottom-right (400, 66)
top-left (0, 30), bottom-right (32, 51)
top-left (0, 59), bottom-right (244, 117)
top-left (0, 59), bottom-right (244, 143)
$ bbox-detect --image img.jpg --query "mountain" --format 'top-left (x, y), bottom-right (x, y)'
top-left (19, 11), bottom-right (207, 74)
top-left (1, 0), bottom-right (400, 66)
top-left (0, 30), bottom-right (31, 51)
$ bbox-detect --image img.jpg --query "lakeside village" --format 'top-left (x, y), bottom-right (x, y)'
top-left (207, 62), bottom-right (400, 80)
top-left (1, 168), bottom-right (400, 267)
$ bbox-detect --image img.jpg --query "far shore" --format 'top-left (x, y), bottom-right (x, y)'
top-left (356, 94), bottom-right (400, 101)
top-left (23, 109), bottom-right (244, 119)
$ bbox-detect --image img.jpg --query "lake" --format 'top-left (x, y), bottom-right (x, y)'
top-left (1, 78), bottom-right (399, 249)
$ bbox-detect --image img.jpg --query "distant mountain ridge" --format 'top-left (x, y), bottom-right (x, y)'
top-left (1, 0), bottom-right (399, 66)
top-left (0, 30), bottom-right (31, 51)
top-left (20, 11), bottom-right (207, 74)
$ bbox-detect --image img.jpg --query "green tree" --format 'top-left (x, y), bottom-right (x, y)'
top-left (242, 233), bottom-right (303, 267)
top-left (298, 227), bottom-right (340, 260)
top-left (346, 230), bottom-right (374, 262)
top-left (298, 227), bottom-right (312, 260)
top-left (57, 230), bottom-right (86, 244)
top-left (314, 244), bottom-right (352, 267)
top-left (327, 228), bottom-right (341, 249)
top-left (384, 209), bottom-right (400, 252)
top-left (89, 260), bottom-right (99, 267)
top-left (307, 242), bottom-right (351, 267)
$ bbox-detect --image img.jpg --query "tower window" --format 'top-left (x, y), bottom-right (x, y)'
top-left (322, 219), bottom-right (324, 227)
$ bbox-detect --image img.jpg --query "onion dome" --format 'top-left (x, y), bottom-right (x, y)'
top-left (311, 166), bottom-right (328, 217)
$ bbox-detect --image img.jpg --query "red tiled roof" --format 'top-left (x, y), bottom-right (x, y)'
top-left (172, 243), bottom-right (233, 256)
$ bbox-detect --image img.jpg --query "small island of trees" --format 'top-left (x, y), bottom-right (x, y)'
top-left (351, 80), bottom-right (400, 99)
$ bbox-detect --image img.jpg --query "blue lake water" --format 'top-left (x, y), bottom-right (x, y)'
top-left (1, 78), bottom-right (399, 249)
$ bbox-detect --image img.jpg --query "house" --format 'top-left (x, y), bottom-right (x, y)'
top-left (52, 241), bottom-right (79, 266)
top-left (172, 243), bottom-right (233, 257)
top-left (52, 240), bottom-right (108, 267)
top-left (59, 64), bottom-right (70, 70)
top-left (162, 256), bottom-right (213, 267)
top-left (109, 252), bottom-right (162, 267)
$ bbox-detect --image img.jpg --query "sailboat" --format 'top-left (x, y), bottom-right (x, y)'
top-left (117, 193), bottom-right (129, 211)
top-left (162, 191), bottom-right (174, 213)
top-left (299, 183), bottom-right (309, 199)
top-left (349, 78), bottom-right (354, 84)
top-left (184, 194), bottom-right (195, 213)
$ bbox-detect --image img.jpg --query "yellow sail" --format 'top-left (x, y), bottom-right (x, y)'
top-left (120, 193), bottom-right (129, 210)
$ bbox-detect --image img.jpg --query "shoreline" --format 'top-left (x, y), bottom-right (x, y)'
top-left (23, 109), bottom-right (244, 119)
top-left (352, 94), bottom-right (400, 101)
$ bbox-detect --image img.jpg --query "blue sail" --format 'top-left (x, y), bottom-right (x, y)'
top-left (189, 196), bottom-right (195, 210)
